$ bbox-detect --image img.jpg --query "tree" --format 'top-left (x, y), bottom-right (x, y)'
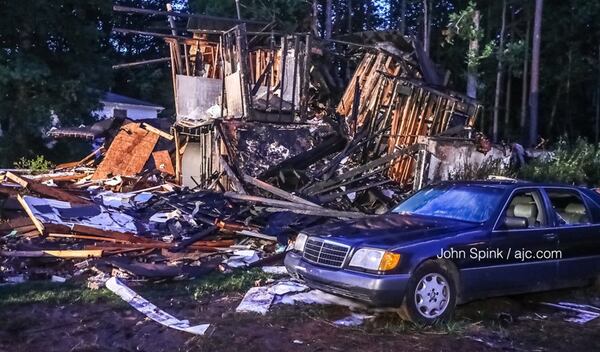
top-left (528, 0), bottom-right (543, 146)
top-left (0, 0), bottom-right (113, 166)
top-left (492, 0), bottom-right (507, 142)
top-left (110, 0), bottom-right (180, 119)
top-left (444, 1), bottom-right (494, 99)
top-left (422, 0), bottom-right (430, 54)
top-left (325, 0), bottom-right (333, 39)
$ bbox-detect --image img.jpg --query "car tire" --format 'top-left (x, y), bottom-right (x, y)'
top-left (400, 260), bottom-right (457, 325)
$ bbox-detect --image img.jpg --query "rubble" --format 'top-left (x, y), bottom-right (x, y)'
top-left (1, 7), bottom-right (514, 303)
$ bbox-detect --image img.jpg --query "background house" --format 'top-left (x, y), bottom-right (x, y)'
top-left (96, 92), bottom-right (164, 120)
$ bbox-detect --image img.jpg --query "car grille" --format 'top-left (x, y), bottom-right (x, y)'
top-left (303, 237), bottom-right (350, 268)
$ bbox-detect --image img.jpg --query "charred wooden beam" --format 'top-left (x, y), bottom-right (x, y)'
top-left (242, 174), bottom-right (321, 207)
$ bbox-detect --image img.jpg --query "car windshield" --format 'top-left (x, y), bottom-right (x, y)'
top-left (391, 185), bottom-right (506, 223)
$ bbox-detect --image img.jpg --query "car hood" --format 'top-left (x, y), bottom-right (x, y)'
top-left (303, 213), bottom-right (480, 249)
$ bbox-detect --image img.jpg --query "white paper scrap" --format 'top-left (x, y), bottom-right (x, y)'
top-left (105, 277), bottom-right (210, 335)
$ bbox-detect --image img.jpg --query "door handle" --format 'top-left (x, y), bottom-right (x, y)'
top-left (544, 233), bottom-right (557, 240)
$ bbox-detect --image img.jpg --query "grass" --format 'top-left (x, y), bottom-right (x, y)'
top-left (0, 282), bottom-right (120, 307)
top-left (0, 268), bottom-right (275, 307)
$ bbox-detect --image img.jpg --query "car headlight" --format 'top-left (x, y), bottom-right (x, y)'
top-left (349, 248), bottom-right (401, 271)
top-left (294, 233), bottom-right (308, 252)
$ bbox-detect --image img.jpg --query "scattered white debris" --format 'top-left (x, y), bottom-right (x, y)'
top-left (277, 288), bottom-right (365, 309)
top-left (149, 209), bottom-right (182, 223)
top-left (5, 274), bottom-right (26, 284)
top-left (267, 280), bottom-right (309, 296)
top-left (334, 313), bottom-right (375, 327)
top-left (236, 286), bottom-right (274, 315)
top-left (261, 266), bottom-right (288, 275)
top-left (293, 340), bottom-right (304, 344)
top-left (106, 277), bottom-right (210, 335)
top-left (236, 279), bottom-right (367, 319)
top-left (541, 302), bottom-right (600, 324)
top-left (51, 275), bottom-right (67, 283)
top-left (223, 249), bottom-right (260, 268)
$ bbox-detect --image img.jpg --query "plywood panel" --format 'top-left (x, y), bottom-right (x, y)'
top-left (92, 123), bottom-right (159, 180)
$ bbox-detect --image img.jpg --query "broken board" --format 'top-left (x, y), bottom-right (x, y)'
top-left (152, 150), bottom-right (175, 176)
top-left (93, 123), bottom-right (159, 180)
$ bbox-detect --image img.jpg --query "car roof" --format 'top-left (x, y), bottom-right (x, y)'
top-left (433, 180), bottom-right (584, 191)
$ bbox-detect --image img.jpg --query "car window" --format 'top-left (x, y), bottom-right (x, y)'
top-left (392, 185), bottom-right (506, 223)
top-left (502, 190), bottom-right (546, 228)
top-left (546, 190), bottom-right (590, 226)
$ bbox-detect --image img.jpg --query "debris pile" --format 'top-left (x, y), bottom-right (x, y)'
top-left (1, 7), bottom-right (512, 288)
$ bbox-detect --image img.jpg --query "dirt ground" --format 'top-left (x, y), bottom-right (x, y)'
top-left (1, 281), bottom-right (600, 352)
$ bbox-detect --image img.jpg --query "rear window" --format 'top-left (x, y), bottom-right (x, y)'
top-left (546, 189), bottom-right (591, 225)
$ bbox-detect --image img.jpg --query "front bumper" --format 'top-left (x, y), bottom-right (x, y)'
top-left (284, 251), bottom-right (410, 307)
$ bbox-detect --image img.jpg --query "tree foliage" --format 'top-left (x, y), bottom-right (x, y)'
top-left (0, 0), bottom-right (113, 166)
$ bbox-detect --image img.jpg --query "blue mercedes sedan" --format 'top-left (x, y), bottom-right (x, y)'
top-left (285, 181), bottom-right (600, 324)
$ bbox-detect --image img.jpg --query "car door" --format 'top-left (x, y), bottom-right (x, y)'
top-left (484, 188), bottom-right (559, 294)
top-left (543, 188), bottom-right (600, 285)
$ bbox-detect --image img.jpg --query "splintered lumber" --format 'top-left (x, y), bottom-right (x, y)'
top-left (47, 233), bottom-right (128, 243)
top-left (264, 207), bottom-right (368, 219)
top-left (152, 150), bottom-right (175, 176)
top-left (303, 144), bottom-right (419, 195)
top-left (224, 192), bottom-right (321, 210)
top-left (0, 217), bottom-right (33, 231)
top-left (55, 145), bottom-right (105, 170)
top-left (220, 156), bottom-right (247, 194)
top-left (85, 242), bottom-right (227, 252)
top-left (236, 230), bottom-right (277, 241)
top-left (225, 192), bottom-right (367, 219)
top-left (242, 174), bottom-right (321, 207)
top-left (318, 179), bottom-right (392, 202)
top-left (71, 224), bottom-right (154, 244)
top-left (142, 123), bottom-right (174, 141)
top-left (6, 172), bottom-right (91, 205)
top-left (171, 225), bottom-right (217, 252)
top-left (0, 249), bottom-right (103, 258)
top-left (93, 123), bottom-right (160, 180)
top-left (36, 173), bottom-right (89, 183)
top-left (16, 194), bottom-right (45, 235)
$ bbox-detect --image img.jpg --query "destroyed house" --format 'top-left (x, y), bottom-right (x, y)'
top-left (110, 6), bottom-right (496, 202)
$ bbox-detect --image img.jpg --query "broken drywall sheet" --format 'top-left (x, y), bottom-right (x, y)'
top-left (94, 191), bottom-right (154, 209)
top-left (23, 195), bottom-right (138, 233)
top-left (236, 280), bottom-right (366, 316)
top-left (222, 249), bottom-right (260, 268)
top-left (236, 280), bottom-right (309, 315)
top-left (105, 277), bottom-right (211, 335)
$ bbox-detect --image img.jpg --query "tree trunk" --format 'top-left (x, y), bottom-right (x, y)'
top-left (596, 44), bottom-right (600, 143)
top-left (492, 0), bottom-right (507, 143)
top-left (566, 47), bottom-right (573, 137)
top-left (520, 13), bottom-right (531, 142)
top-left (400, 0), bottom-right (407, 35)
top-left (466, 10), bottom-right (480, 99)
top-left (312, 0), bottom-right (319, 37)
top-left (422, 0), bottom-right (430, 54)
top-left (528, 0), bottom-right (543, 147)
top-left (347, 0), bottom-right (352, 33)
top-left (325, 0), bottom-right (333, 39)
top-left (548, 83), bottom-right (563, 133)
top-left (504, 68), bottom-right (512, 138)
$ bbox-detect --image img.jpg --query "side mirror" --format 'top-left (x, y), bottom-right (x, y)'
top-left (502, 216), bottom-right (528, 230)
